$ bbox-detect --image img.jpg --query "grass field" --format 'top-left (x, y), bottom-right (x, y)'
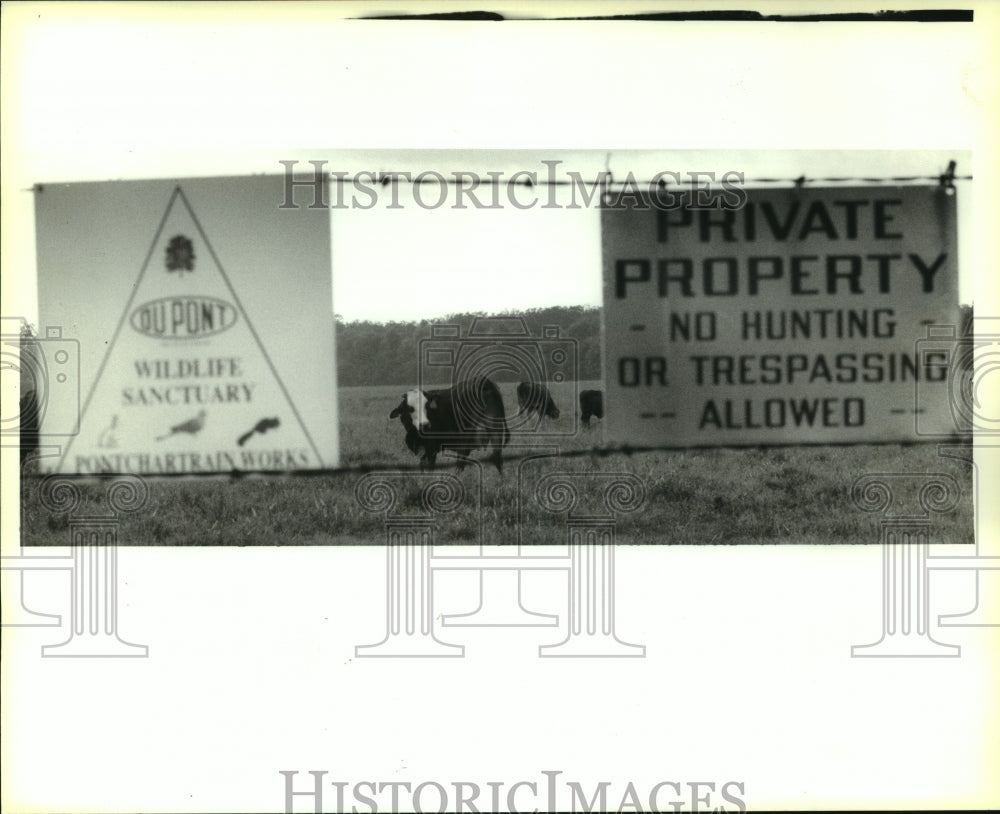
top-left (20, 382), bottom-right (975, 546)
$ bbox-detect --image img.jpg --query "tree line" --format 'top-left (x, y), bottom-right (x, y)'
top-left (335, 305), bottom-right (603, 387)
top-left (334, 303), bottom-right (975, 388)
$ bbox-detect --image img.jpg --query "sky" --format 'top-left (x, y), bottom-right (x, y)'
top-left (329, 171), bottom-right (604, 322)
top-left (324, 149), bottom-right (973, 321)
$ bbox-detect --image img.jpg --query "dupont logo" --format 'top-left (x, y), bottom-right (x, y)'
top-left (130, 296), bottom-right (238, 339)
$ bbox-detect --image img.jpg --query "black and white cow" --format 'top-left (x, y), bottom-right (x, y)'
top-left (516, 381), bottom-right (560, 421)
top-left (579, 389), bottom-right (604, 425)
top-left (390, 377), bottom-right (510, 472)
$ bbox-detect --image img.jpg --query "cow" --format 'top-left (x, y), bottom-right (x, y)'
top-left (579, 389), bottom-right (604, 425)
top-left (516, 381), bottom-right (560, 421)
top-left (389, 377), bottom-right (510, 472)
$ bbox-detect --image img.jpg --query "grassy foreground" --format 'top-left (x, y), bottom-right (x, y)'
top-left (20, 384), bottom-right (975, 547)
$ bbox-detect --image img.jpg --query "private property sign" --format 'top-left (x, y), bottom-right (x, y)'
top-left (35, 176), bottom-right (338, 473)
top-left (601, 185), bottom-right (959, 446)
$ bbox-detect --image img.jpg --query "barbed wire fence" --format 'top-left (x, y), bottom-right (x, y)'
top-left (297, 160), bottom-right (969, 190)
top-left (16, 436), bottom-right (971, 481)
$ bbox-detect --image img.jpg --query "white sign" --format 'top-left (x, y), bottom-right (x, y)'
top-left (601, 185), bottom-right (960, 446)
top-left (35, 176), bottom-right (338, 473)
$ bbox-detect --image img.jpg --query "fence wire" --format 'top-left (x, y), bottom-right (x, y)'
top-left (315, 172), bottom-right (971, 188)
top-left (18, 436), bottom-right (960, 482)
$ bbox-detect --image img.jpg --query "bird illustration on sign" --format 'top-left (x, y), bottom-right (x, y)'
top-left (155, 410), bottom-right (207, 441)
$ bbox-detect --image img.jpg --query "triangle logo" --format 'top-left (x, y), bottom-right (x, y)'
top-left (56, 186), bottom-right (327, 474)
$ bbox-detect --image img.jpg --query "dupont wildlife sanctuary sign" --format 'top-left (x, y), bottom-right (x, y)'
top-left (35, 175), bottom-right (338, 474)
top-left (601, 185), bottom-right (959, 446)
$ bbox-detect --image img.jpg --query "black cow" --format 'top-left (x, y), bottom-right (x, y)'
top-left (516, 381), bottom-right (560, 421)
top-left (389, 377), bottom-right (510, 472)
top-left (579, 389), bottom-right (604, 425)
top-left (19, 389), bottom-right (40, 468)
